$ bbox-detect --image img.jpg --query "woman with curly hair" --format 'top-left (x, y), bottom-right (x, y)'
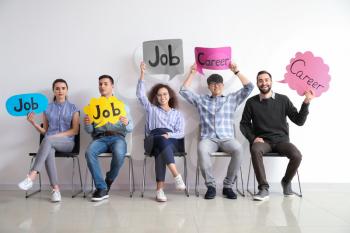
top-left (136, 62), bottom-right (186, 202)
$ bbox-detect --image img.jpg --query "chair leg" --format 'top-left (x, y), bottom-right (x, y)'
top-left (235, 167), bottom-right (245, 197)
top-left (83, 166), bottom-right (88, 198)
top-left (77, 157), bottom-right (83, 195)
top-left (296, 170), bottom-right (302, 197)
top-left (83, 166), bottom-right (94, 198)
top-left (241, 167), bottom-right (245, 196)
top-left (71, 157), bottom-right (83, 198)
top-left (128, 157), bottom-right (134, 198)
top-left (130, 157), bottom-right (135, 195)
top-left (90, 176), bottom-right (94, 194)
top-left (253, 171), bottom-right (256, 195)
top-left (195, 160), bottom-right (200, 197)
top-left (128, 157), bottom-right (131, 197)
top-left (71, 157), bottom-right (75, 197)
top-left (141, 157), bottom-right (147, 197)
top-left (183, 156), bottom-right (189, 197)
top-left (247, 158), bottom-right (256, 196)
top-left (26, 157), bottom-right (41, 198)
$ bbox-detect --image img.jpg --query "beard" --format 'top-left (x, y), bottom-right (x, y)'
top-left (258, 85), bottom-right (271, 94)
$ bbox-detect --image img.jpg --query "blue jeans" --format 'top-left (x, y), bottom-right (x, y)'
top-left (85, 135), bottom-right (126, 190)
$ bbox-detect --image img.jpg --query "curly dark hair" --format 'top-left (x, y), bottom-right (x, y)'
top-left (148, 83), bottom-right (179, 109)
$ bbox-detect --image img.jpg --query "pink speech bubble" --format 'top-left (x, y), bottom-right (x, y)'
top-left (280, 51), bottom-right (331, 97)
top-left (195, 47), bottom-right (231, 75)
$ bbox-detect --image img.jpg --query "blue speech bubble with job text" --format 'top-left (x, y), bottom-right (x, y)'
top-left (6, 93), bottom-right (48, 116)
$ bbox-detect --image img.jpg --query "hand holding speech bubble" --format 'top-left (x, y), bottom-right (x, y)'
top-left (6, 93), bottom-right (48, 116)
top-left (143, 39), bottom-right (184, 80)
top-left (280, 51), bottom-right (331, 97)
top-left (83, 96), bottom-right (126, 128)
top-left (195, 47), bottom-right (231, 75)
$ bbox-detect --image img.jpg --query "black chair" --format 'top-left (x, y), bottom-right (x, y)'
top-left (83, 133), bottom-right (135, 197)
top-left (246, 152), bottom-right (302, 197)
top-left (194, 151), bottom-right (245, 197)
top-left (26, 125), bottom-right (83, 198)
top-left (141, 138), bottom-right (189, 197)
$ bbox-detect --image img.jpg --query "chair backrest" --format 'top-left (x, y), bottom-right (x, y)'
top-left (39, 124), bottom-right (80, 155)
top-left (71, 125), bottom-right (80, 154)
top-left (125, 133), bottom-right (132, 155)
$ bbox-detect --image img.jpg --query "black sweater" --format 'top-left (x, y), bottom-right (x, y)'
top-left (240, 93), bottom-right (309, 144)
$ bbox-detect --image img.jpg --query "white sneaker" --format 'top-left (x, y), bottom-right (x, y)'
top-left (174, 174), bottom-right (186, 191)
top-left (156, 189), bottom-right (167, 202)
top-left (51, 190), bottom-right (61, 202)
top-left (18, 176), bottom-right (33, 191)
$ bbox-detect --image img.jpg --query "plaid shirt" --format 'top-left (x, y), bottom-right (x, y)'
top-left (179, 82), bottom-right (254, 139)
top-left (137, 80), bottom-right (184, 139)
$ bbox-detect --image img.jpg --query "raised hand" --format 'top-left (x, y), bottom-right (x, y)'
top-left (304, 90), bottom-right (315, 104)
top-left (229, 62), bottom-right (239, 74)
top-left (190, 63), bottom-right (197, 75)
top-left (140, 62), bottom-right (146, 80)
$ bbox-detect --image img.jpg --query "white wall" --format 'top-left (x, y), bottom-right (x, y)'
top-left (1, 0), bottom-right (349, 190)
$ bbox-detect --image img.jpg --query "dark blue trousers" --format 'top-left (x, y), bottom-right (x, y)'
top-left (144, 128), bottom-right (184, 182)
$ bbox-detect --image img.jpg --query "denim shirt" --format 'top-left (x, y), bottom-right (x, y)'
top-left (45, 100), bottom-right (79, 141)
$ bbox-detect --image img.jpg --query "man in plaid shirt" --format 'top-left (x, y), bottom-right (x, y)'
top-left (179, 63), bottom-right (253, 199)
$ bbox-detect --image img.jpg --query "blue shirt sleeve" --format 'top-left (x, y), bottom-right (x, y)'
top-left (179, 85), bottom-right (201, 107)
top-left (136, 80), bottom-right (152, 112)
top-left (227, 82), bottom-right (254, 106)
top-left (169, 111), bottom-right (185, 139)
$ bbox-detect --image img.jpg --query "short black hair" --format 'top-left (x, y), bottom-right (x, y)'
top-left (99, 75), bottom-right (114, 85)
top-left (256, 70), bottom-right (272, 80)
top-left (207, 74), bottom-right (223, 85)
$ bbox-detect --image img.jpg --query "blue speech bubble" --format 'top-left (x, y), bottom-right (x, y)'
top-left (6, 93), bottom-right (48, 116)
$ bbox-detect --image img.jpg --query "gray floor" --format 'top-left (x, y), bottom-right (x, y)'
top-left (1, 185), bottom-right (350, 233)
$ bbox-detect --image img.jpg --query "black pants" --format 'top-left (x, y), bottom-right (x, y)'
top-left (250, 142), bottom-right (302, 190)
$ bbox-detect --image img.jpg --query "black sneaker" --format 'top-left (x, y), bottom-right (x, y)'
top-left (222, 187), bottom-right (237, 199)
top-left (105, 178), bottom-right (113, 193)
top-left (204, 186), bottom-right (216, 199)
top-left (91, 189), bottom-right (109, 202)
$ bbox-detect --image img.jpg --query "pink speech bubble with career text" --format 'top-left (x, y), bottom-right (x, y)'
top-left (195, 47), bottom-right (231, 75)
top-left (280, 51), bottom-right (331, 97)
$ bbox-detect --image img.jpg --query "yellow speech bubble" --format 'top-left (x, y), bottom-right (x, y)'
top-left (83, 96), bottom-right (126, 128)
